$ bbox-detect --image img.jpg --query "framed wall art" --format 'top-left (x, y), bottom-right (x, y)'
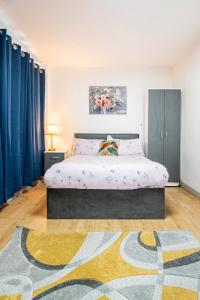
top-left (89, 86), bottom-right (127, 115)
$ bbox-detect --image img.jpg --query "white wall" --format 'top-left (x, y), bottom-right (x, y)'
top-left (0, 8), bottom-right (42, 65)
top-left (47, 67), bottom-right (172, 150)
top-left (173, 43), bottom-right (200, 193)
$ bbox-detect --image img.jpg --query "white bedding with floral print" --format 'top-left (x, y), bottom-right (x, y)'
top-left (44, 155), bottom-right (169, 189)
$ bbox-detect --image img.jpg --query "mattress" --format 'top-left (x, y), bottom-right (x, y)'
top-left (44, 155), bottom-right (169, 189)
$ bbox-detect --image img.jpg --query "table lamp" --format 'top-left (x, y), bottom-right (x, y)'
top-left (47, 124), bottom-right (57, 151)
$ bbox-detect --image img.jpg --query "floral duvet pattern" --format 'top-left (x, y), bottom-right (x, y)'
top-left (44, 155), bottom-right (169, 189)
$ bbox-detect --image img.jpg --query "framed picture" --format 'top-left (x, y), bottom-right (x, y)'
top-left (89, 86), bottom-right (127, 115)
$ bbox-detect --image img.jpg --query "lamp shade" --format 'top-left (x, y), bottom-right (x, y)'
top-left (47, 124), bottom-right (57, 134)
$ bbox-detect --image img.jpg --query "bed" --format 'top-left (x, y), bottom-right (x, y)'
top-left (45, 133), bottom-right (168, 219)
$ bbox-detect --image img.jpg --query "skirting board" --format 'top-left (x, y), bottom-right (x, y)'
top-left (181, 181), bottom-right (200, 200)
top-left (166, 182), bottom-right (180, 187)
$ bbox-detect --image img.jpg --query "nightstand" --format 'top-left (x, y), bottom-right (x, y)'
top-left (44, 150), bottom-right (67, 173)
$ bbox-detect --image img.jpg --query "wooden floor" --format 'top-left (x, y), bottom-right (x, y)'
top-left (0, 182), bottom-right (200, 250)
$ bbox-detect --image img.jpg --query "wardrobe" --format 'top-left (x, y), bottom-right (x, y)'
top-left (148, 89), bottom-right (181, 184)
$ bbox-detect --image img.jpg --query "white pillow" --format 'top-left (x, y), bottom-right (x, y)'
top-left (118, 139), bottom-right (144, 156)
top-left (72, 138), bottom-right (101, 155)
top-left (107, 134), bottom-right (120, 146)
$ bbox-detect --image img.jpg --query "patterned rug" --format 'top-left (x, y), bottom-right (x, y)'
top-left (0, 228), bottom-right (200, 299)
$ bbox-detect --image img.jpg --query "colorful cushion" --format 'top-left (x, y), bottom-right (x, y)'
top-left (98, 140), bottom-right (119, 156)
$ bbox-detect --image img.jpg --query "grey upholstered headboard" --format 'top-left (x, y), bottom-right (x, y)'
top-left (75, 133), bottom-right (139, 139)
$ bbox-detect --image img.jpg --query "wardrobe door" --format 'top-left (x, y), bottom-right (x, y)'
top-left (164, 90), bottom-right (181, 182)
top-left (148, 90), bottom-right (165, 164)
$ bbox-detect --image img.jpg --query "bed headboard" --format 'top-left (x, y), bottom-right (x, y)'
top-left (74, 133), bottom-right (139, 139)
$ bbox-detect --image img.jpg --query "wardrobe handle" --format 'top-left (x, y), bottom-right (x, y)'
top-left (160, 131), bottom-right (163, 140)
top-left (165, 131), bottom-right (168, 140)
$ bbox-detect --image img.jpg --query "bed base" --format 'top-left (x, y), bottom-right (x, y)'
top-left (47, 187), bottom-right (165, 219)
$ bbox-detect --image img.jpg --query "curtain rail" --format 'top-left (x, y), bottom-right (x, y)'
top-left (0, 29), bottom-right (44, 71)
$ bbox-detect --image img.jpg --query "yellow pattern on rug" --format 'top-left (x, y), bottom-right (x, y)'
top-left (163, 248), bottom-right (200, 263)
top-left (140, 231), bottom-right (157, 247)
top-left (0, 295), bottom-right (21, 300)
top-left (33, 232), bottom-right (157, 297)
top-left (162, 286), bottom-right (198, 300)
top-left (26, 231), bottom-right (87, 266)
top-left (1, 228), bottom-right (200, 299)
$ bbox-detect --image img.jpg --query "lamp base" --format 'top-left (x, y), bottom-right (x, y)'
top-left (48, 147), bottom-right (56, 152)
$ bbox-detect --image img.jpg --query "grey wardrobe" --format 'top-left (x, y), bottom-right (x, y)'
top-left (148, 89), bottom-right (181, 184)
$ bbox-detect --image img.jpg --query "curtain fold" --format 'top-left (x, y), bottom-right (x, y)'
top-left (40, 70), bottom-right (45, 176)
top-left (0, 29), bottom-right (45, 207)
top-left (0, 29), bottom-right (14, 204)
top-left (24, 58), bottom-right (34, 186)
top-left (11, 43), bottom-right (22, 193)
top-left (20, 52), bottom-right (29, 187)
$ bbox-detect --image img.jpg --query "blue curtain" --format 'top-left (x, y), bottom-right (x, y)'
top-left (0, 29), bottom-right (45, 207)
top-left (40, 69), bottom-right (45, 176)
top-left (0, 30), bottom-right (14, 203)
top-left (11, 41), bottom-right (22, 193)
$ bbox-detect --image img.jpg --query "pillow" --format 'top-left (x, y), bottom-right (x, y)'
top-left (118, 139), bottom-right (144, 156)
top-left (98, 140), bottom-right (119, 156)
top-left (72, 138), bottom-right (101, 155)
top-left (107, 134), bottom-right (119, 143)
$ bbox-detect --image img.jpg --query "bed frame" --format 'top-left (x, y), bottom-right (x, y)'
top-left (47, 133), bottom-right (165, 219)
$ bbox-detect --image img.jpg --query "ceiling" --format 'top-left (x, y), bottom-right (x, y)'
top-left (0, 0), bottom-right (200, 67)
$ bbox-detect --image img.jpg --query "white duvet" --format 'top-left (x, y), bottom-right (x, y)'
top-left (44, 155), bottom-right (169, 189)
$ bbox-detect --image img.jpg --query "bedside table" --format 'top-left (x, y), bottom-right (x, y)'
top-left (44, 150), bottom-right (67, 173)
